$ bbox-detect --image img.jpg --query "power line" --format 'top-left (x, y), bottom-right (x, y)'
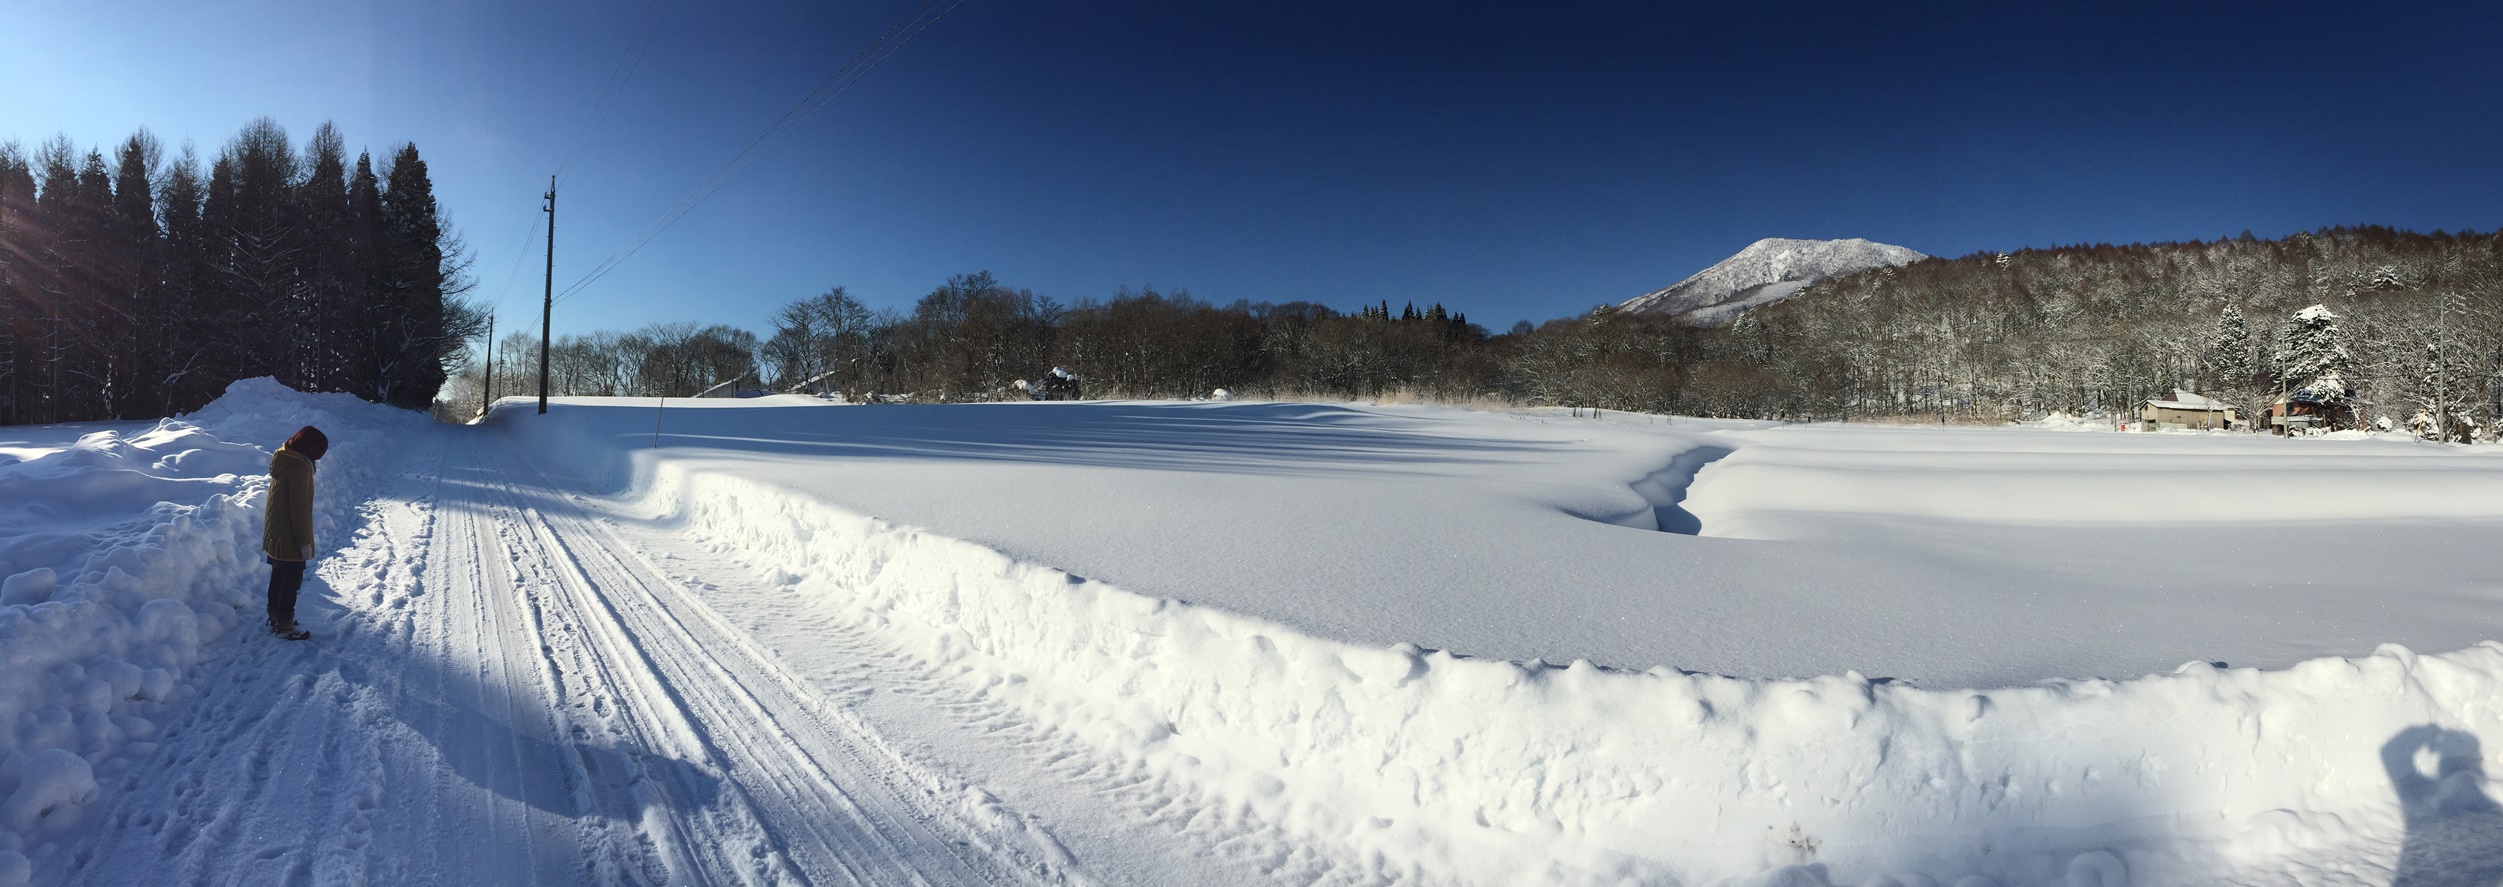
top-left (484, 3), bottom-right (651, 322)
top-left (553, 0), bottom-right (966, 307)
top-left (488, 219), bottom-right (543, 317)
top-left (554, 0), bottom-right (663, 186)
top-left (557, 0), bottom-right (957, 305)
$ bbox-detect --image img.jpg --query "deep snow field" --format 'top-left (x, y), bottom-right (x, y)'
top-left (2, 380), bottom-right (2499, 886)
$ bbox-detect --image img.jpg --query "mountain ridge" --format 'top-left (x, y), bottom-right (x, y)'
top-left (1619, 237), bottom-right (1927, 325)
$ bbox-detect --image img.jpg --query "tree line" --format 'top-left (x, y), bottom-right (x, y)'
top-left (449, 227), bottom-right (2502, 443)
top-left (1710, 226), bottom-right (2503, 436)
top-left (0, 118), bottom-right (477, 425)
top-left (445, 271), bottom-right (1500, 412)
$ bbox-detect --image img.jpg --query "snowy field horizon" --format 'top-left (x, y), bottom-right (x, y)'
top-left (488, 389), bottom-right (2503, 689)
top-left (2, 379), bottom-right (2499, 885)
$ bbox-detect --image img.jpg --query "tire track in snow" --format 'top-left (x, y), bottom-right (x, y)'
top-left (408, 433), bottom-right (623, 885)
top-left (473, 442), bottom-right (1082, 886)
top-left (585, 482), bottom-right (1415, 887)
top-left (46, 426), bottom-right (1083, 886)
top-left (50, 430), bottom-right (646, 886)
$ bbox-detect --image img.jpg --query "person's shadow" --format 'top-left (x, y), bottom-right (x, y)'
top-left (2383, 725), bottom-right (2503, 886)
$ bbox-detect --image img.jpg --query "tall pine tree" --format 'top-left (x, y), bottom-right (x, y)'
top-left (156, 144), bottom-right (213, 415)
top-left (108, 131), bottom-right (162, 418)
top-left (211, 117), bottom-right (305, 388)
top-left (69, 148), bottom-right (118, 418)
top-left (33, 137), bottom-right (83, 421)
top-left (2202, 304), bottom-right (2254, 391)
top-left (299, 122), bottom-right (354, 393)
top-left (0, 120), bottom-right (473, 423)
top-left (368, 142), bottom-right (450, 408)
top-left (0, 142), bottom-right (31, 424)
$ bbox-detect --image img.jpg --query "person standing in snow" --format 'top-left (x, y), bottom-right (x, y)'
top-left (261, 426), bottom-right (327, 640)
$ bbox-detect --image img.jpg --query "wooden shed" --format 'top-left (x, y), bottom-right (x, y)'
top-left (2140, 389), bottom-right (2239, 430)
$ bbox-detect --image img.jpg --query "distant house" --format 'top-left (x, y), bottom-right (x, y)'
top-left (2266, 388), bottom-right (2355, 435)
top-left (2141, 389), bottom-right (2239, 430)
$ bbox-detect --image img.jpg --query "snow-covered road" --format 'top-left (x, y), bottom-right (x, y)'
top-left (42, 428), bottom-right (1092, 886)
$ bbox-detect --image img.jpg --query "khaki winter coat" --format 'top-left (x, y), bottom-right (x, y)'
top-left (262, 447), bottom-right (316, 561)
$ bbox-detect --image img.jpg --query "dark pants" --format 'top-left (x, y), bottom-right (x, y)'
top-left (267, 558), bottom-right (305, 629)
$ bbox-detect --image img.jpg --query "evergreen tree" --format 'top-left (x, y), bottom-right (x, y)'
top-left (156, 145), bottom-right (213, 415)
top-left (107, 132), bottom-right (163, 418)
top-left (369, 142), bottom-right (451, 408)
top-left (213, 117), bottom-right (305, 387)
top-left (299, 122), bottom-right (353, 392)
top-left (0, 142), bottom-right (30, 424)
top-left (0, 120), bottom-right (475, 425)
top-left (2202, 305), bottom-right (2254, 390)
top-left (68, 149), bottom-right (119, 418)
top-left (32, 137), bottom-right (82, 421)
top-left (2276, 304), bottom-right (2355, 398)
top-left (344, 149), bottom-right (383, 397)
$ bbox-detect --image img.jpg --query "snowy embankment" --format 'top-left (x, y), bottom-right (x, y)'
top-left (496, 399), bottom-right (2503, 886)
top-left (0, 380), bottom-right (411, 878)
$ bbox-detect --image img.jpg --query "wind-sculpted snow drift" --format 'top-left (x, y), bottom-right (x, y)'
top-left (499, 398), bottom-right (2503, 886)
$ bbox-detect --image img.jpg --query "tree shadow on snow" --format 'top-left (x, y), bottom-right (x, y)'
top-left (34, 560), bottom-right (724, 886)
top-left (2384, 725), bottom-right (2503, 887)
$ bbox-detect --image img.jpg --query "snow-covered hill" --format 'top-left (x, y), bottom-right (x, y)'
top-left (1619, 237), bottom-right (1926, 324)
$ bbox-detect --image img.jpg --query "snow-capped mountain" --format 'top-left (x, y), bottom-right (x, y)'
top-left (1618, 237), bottom-right (1927, 325)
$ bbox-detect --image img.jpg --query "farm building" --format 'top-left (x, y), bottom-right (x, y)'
top-left (2140, 389), bottom-right (2239, 430)
top-left (2266, 388), bottom-right (2356, 434)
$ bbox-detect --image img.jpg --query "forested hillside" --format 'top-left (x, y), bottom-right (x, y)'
top-left (0, 119), bottom-right (477, 425)
top-left (453, 227), bottom-right (2503, 441)
top-left (1721, 227), bottom-right (2503, 432)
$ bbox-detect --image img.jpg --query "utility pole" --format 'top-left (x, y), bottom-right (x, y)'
top-left (481, 311), bottom-right (495, 416)
top-left (539, 176), bottom-right (555, 415)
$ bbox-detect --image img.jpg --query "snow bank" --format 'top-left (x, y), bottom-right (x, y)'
top-left (1684, 430), bottom-right (2503, 539)
top-left (2024, 411), bottom-right (2111, 432)
top-left (1, 750), bottom-right (95, 834)
top-left (0, 378), bottom-right (421, 853)
top-left (606, 447), bottom-right (2503, 886)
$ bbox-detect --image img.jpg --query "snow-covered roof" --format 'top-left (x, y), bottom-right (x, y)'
top-left (2146, 389), bottom-right (2232, 411)
top-left (2281, 387), bottom-right (2352, 405)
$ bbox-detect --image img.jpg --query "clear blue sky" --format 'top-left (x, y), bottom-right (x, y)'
top-left (6, 1), bottom-right (2500, 335)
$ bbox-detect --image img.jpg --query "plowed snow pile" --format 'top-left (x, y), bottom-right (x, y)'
top-left (0, 380), bottom-right (412, 878)
top-left (5, 385), bottom-right (2501, 886)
